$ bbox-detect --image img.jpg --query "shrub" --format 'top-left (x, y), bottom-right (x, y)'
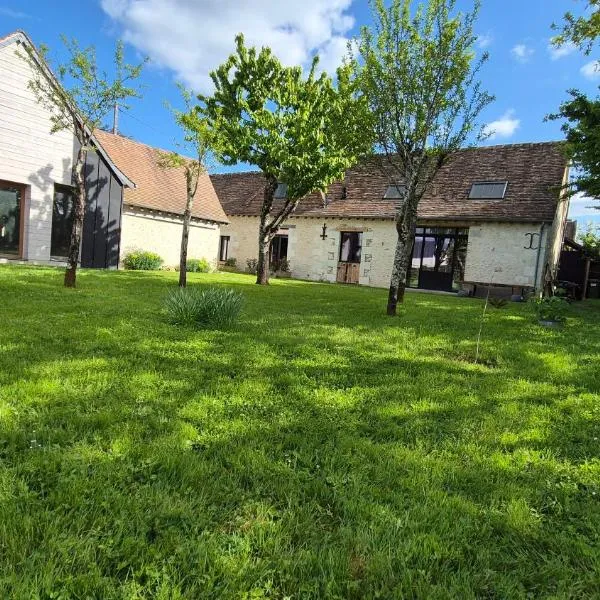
top-left (530, 296), bottom-right (569, 323)
top-left (123, 250), bottom-right (163, 271)
top-left (186, 258), bottom-right (211, 273)
top-left (225, 257), bottom-right (237, 267)
top-left (246, 258), bottom-right (258, 274)
top-left (164, 287), bottom-right (243, 329)
top-left (272, 258), bottom-right (291, 272)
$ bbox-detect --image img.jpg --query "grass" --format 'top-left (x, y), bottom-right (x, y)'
top-left (0, 265), bottom-right (599, 599)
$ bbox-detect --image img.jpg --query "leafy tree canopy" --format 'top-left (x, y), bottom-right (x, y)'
top-left (548, 91), bottom-right (600, 198)
top-left (553, 0), bottom-right (600, 54)
top-left (198, 34), bottom-right (372, 200)
top-left (23, 36), bottom-right (146, 145)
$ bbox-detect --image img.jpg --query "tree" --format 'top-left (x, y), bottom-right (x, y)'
top-left (20, 37), bottom-right (146, 287)
top-left (552, 0), bottom-right (600, 54)
top-left (579, 223), bottom-right (600, 257)
top-left (548, 91), bottom-right (600, 199)
top-left (198, 34), bottom-right (372, 285)
top-left (549, 1), bottom-right (600, 201)
top-left (353, 0), bottom-right (493, 315)
top-left (161, 87), bottom-right (213, 287)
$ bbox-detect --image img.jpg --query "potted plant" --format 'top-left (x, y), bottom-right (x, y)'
top-left (530, 296), bottom-right (569, 327)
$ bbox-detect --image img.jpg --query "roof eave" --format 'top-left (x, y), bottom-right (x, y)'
top-left (2, 30), bottom-right (136, 189)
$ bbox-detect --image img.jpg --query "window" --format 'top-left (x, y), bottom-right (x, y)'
top-left (219, 235), bottom-right (230, 261)
top-left (0, 182), bottom-right (23, 256)
top-left (274, 183), bottom-right (288, 198)
top-left (339, 231), bottom-right (362, 263)
top-left (51, 185), bottom-right (75, 257)
top-left (469, 181), bottom-right (508, 199)
top-left (270, 235), bottom-right (288, 268)
top-left (383, 184), bottom-right (406, 199)
top-left (408, 227), bottom-right (469, 292)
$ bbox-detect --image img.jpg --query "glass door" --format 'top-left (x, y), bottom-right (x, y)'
top-left (0, 183), bottom-right (23, 257)
top-left (409, 227), bottom-right (469, 292)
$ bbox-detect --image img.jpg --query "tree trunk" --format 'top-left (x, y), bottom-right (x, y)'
top-left (257, 235), bottom-right (271, 284)
top-left (179, 176), bottom-right (194, 288)
top-left (256, 175), bottom-right (278, 285)
top-left (386, 193), bottom-right (418, 316)
top-left (64, 144), bottom-right (87, 288)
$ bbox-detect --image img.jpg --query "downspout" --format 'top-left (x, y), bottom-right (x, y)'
top-left (533, 223), bottom-right (545, 296)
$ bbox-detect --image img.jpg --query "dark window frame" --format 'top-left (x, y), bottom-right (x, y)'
top-left (0, 180), bottom-right (26, 258)
top-left (274, 183), bottom-right (288, 199)
top-left (51, 183), bottom-right (76, 258)
top-left (408, 227), bottom-right (469, 291)
top-left (468, 181), bottom-right (508, 200)
top-left (270, 234), bottom-right (288, 267)
top-left (383, 184), bottom-right (406, 199)
top-left (219, 235), bottom-right (230, 262)
top-left (338, 231), bottom-right (363, 263)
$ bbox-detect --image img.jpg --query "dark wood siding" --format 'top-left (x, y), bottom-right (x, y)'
top-left (81, 145), bottom-right (124, 268)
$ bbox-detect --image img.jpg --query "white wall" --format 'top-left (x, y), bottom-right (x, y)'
top-left (0, 36), bottom-right (75, 261)
top-left (463, 222), bottom-right (549, 288)
top-left (120, 206), bottom-right (220, 268)
top-left (222, 214), bottom-right (554, 290)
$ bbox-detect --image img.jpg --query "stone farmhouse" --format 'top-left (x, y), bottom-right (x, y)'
top-left (211, 144), bottom-right (570, 296)
top-left (1, 28), bottom-right (570, 295)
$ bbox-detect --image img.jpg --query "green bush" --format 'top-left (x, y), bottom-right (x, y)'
top-left (186, 258), bottom-right (211, 273)
top-left (530, 296), bottom-right (569, 323)
top-left (224, 257), bottom-right (237, 267)
top-left (164, 287), bottom-right (243, 329)
top-left (246, 258), bottom-right (258, 274)
top-left (123, 250), bottom-right (163, 271)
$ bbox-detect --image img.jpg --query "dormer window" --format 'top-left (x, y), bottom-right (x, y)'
top-left (469, 181), bottom-right (508, 199)
top-left (274, 183), bottom-right (288, 198)
top-left (383, 184), bottom-right (406, 199)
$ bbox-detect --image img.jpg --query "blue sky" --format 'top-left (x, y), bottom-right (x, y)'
top-left (1, 0), bottom-right (599, 228)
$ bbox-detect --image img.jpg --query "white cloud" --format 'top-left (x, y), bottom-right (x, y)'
top-left (568, 192), bottom-right (600, 217)
top-left (581, 60), bottom-right (600, 79)
top-left (0, 6), bottom-right (31, 18)
top-left (548, 40), bottom-right (576, 60)
top-left (482, 109), bottom-right (520, 140)
top-left (100, 0), bottom-right (355, 91)
top-left (476, 32), bottom-right (493, 49)
top-left (511, 43), bottom-right (534, 63)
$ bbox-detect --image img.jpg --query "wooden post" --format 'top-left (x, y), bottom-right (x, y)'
top-left (112, 103), bottom-right (118, 134)
top-left (582, 257), bottom-right (591, 300)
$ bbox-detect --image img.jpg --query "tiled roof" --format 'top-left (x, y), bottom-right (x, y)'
top-left (211, 142), bottom-right (568, 223)
top-left (95, 130), bottom-right (228, 224)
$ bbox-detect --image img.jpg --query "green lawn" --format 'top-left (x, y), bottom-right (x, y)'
top-left (1, 265), bottom-right (599, 599)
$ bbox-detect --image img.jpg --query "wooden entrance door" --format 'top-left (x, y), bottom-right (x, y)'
top-left (337, 262), bottom-right (360, 284)
top-left (337, 231), bottom-right (362, 284)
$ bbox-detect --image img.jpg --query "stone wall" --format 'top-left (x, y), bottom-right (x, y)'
top-left (120, 207), bottom-right (220, 268)
top-left (463, 222), bottom-right (549, 288)
top-left (222, 214), bottom-right (561, 291)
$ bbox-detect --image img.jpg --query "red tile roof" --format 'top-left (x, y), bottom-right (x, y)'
top-left (95, 130), bottom-right (228, 224)
top-left (211, 142), bottom-right (568, 223)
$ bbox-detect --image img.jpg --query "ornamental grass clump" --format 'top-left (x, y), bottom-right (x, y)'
top-left (164, 287), bottom-right (243, 329)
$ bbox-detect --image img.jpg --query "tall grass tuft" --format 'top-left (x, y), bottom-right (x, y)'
top-left (164, 287), bottom-right (243, 329)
